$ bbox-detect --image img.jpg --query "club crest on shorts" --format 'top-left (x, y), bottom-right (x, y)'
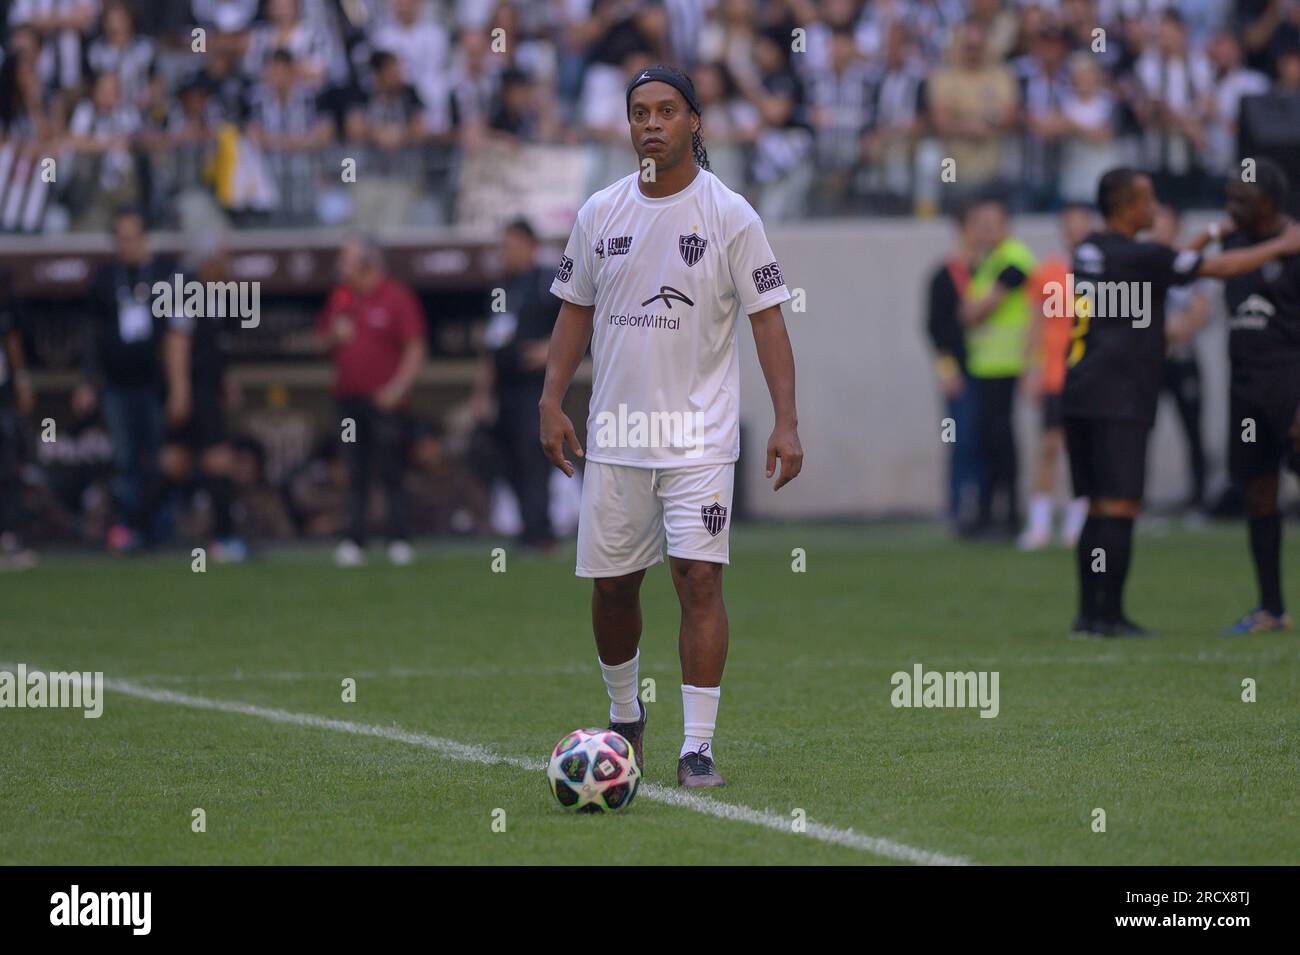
top-left (679, 233), bottom-right (707, 268)
top-left (701, 499), bottom-right (728, 537)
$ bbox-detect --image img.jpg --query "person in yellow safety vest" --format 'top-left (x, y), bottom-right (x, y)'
top-left (959, 196), bottom-right (1036, 538)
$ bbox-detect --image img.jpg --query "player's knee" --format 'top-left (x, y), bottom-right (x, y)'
top-left (672, 560), bottom-right (723, 611)
top-left (592, 573), bottom-right (642, 607)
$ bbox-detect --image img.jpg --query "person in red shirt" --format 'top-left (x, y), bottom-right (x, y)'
top-left (317, 234), bottom-right (427, 565)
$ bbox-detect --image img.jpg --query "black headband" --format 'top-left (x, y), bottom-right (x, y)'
top-left (625, 66), bottom-right (701, 118)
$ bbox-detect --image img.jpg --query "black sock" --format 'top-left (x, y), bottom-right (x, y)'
top-left (1093, 516), bottom-right (1134, 624)
top-left (1249, 513), bottom-right (1284, 615)
top-left (1076, 516), bottom-right (1100, 621)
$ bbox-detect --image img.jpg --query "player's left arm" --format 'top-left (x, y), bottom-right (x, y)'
top-left (1196, 222), bottom-right (1300, 279)
top-left (749, 304), bottom-right (802, 491)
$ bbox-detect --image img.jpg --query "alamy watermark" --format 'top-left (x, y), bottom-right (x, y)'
top-left (0, 663), bottom-right (104, 718)
top-left (151, 273), bottom-right (261, 328)
top-left (890, 663), bottom-right (999, 718)
top-left (591, 403), bottom-right (706, 458)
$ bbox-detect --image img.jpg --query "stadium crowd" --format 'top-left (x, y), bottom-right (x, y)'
top-left (1, 0), bottom-right (1298, 231)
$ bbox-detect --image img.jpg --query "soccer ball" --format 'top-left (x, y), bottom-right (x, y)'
top-left (547, 728), bottom-right (641, 813)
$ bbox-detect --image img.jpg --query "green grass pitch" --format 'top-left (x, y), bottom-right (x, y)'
top-left (2, 522), bottom-right (1297, 865)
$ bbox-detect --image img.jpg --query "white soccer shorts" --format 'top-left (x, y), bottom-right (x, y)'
top-left (575, 461), bottom-right (734, 577)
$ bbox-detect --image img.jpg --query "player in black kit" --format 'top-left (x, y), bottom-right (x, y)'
top-left (1219, 160), bottom-right (1300, 634)
top-left (1063, 168), bottom-right (1300, 638)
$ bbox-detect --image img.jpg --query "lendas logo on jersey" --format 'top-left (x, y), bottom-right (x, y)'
top-left (591, 403), bottom-right (707, 458)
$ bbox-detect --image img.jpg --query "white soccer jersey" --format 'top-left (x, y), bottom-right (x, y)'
top-left (550, 169), bottom-right (790, 468)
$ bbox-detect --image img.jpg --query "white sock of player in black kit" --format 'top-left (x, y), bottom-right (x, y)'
top-left (680, 684), bottom-right (720, 759)
top-left (599, 651), bottom-right (641, 723)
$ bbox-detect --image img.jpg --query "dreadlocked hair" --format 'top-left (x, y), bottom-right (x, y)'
top-left (692, 126), bottom-right (711, 171)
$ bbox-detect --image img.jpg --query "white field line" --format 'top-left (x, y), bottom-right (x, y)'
top-left (8, 666), bottom-right (971, 866)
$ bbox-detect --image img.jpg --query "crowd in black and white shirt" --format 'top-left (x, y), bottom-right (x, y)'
top-left (0, 0), bottom-right (1297, 230)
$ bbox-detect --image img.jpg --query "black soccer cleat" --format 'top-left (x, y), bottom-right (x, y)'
top-left (677, 743), bottom-right (725, 789)
top-left (1097, 617), bottom-right (1157, 639)
top-left (608, 698), bottom-right (646, 775)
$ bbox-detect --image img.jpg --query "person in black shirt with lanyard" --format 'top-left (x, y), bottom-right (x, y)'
top-left (73, 207), bottom-right (187, 553)
top-left (1063, 168), bottom-right (1300, 638)
top-left (1219, 159), bottom-right (1300, 634)
top-left (470, 218), bottom-right (560, 550)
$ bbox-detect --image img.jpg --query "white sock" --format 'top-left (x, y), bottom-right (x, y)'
top-left (1063, 496), bottom-right (1089, 544)
top-left (1027, 494), bottom-right (1052, 535)
top-left (599, 651), bottom-right (641, 724)
top-left (680, 684), bottom-right (720, 759)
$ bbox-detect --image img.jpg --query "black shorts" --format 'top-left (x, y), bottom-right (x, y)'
top-left (1064, 416), bottom-right (1150, 501)
top-left (167, 390), bottom-right (225, 450)
top-left (1041, 391), bottom-right (1064, 431)
top-left (1229, 368), bottom-right (1300, 482)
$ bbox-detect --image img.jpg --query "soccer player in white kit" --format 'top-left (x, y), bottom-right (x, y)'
top-left (540, 66), bottom-right (803, 788)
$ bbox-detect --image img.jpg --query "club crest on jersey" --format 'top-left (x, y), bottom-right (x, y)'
top-left (679, 233), bottom-right (707, 267)
top-left (701, 500), bottom-right (727, 537)
top-left (556, 254), bottom-right (574, 283)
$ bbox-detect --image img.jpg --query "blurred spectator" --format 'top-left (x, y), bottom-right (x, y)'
top-left (74, 207), bottom-right (185, 552)
top-left (1057, 52), bottom-right (1122, 204)
top-left (745, 29), bottom-right (813, 220)
top-left (925, 208), bottom-right (978, 530)
top-left (245, 48), bottom-right (333, 222)
top-left (1240, 0), bottom-right (1300, 75)
top-left (243, 0), bottom-right (340, 89)
top-left (928, 20), bottom-right (1019, 205)
top-left (469, 218), bottom-right (559, 550)
top-left (1016, 25), bottom-right (1072, 208)
top-left (346, 49), bottom-right (428, 227)
top-left (8, 0), bottom-right (99, 103)
top-left (959, 195), bottom-right (1035, 537)
top-left (316, 233), bottom-right (427, 567)
top-left (1133, 9), bottom-right (1214, 204)
top-left (1204, 31), bottom-right (1270, 176)
top-left (368, 0), bottom-right (452, 131)
top-left (159, 237), bottom-right (248, 562)
top-left (861, 21), bottom-right (925, 209)
top-left (85, 1), bottom-right (153, 110)
top-left (1020, 202), bottom-right (1094, 550)
top-left (66, 70), bottom-right (142, 230)
top-left (807, 26), bottom-right (874, 208)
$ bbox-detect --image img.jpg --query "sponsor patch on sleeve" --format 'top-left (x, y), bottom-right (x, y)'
top-left (556, 254), bottom-right (574, 283)
top-left (752, 261), bottom-right (785, 295)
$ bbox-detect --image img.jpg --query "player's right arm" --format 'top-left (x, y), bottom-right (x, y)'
top-left (541, 203), bottom-right (600, 477)
top-left (538, 300), bottom-right (593, 477)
